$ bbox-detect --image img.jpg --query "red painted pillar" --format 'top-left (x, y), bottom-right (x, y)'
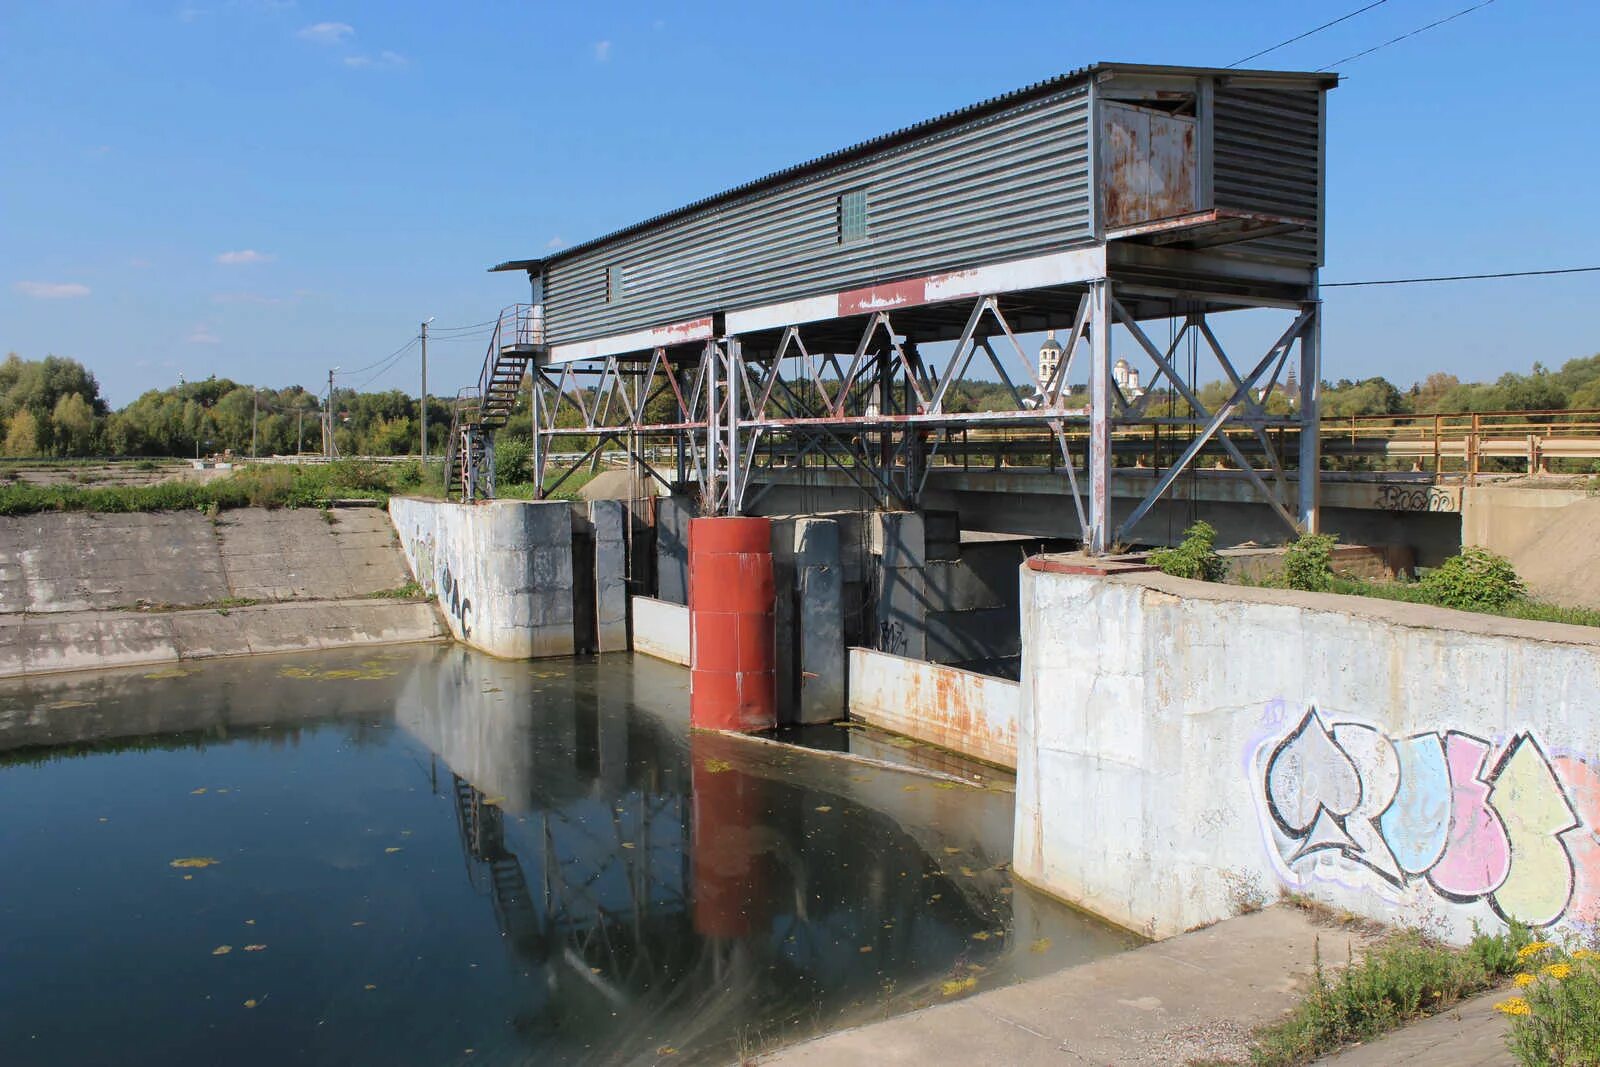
top-left (688, 516), bottom-right (775, 732)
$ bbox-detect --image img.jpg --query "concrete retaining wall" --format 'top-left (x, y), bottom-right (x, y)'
top-left (633, 595), bottom-right (689, 666)
top-left (849, 647), bottom-right (1019, 769)
top-left (1015, 561), bottom-right (1600, 942)
top-left (389, 497), bottom-right (575, 659)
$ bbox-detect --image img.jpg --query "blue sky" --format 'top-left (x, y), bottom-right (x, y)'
top-left (4, 1), bottom-right (1598, 406)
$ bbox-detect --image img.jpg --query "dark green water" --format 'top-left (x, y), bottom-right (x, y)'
top-left (0, 646), bottom-right (1137, 1066)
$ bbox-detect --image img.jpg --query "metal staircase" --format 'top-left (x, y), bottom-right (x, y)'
top-left (443, 304), bottom-right (543, 501)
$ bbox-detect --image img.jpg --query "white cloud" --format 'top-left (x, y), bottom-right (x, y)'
top-left (297, 20), bottom-right (353, 44)
top-left (593, 39), bottom-right (611, 62)
top-left (211, 291), bottom-right (282, 305)
top-left (129, 258), bottom-right (153, 269)
top-left (14, 281), bottom-right (90, 299)
top-left (187, 324), bottom-right (221, 344)
top-left (344, 49), bottom-right (406, 69)
top-left (216, 249), bottom-right (274, 265)
top-left (545, 236), bottom-right (566, 250)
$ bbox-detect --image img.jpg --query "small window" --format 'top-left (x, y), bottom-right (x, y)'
top-left (838, 189), bottom-right (869, 244)
top-left (606, 265), bottom-right (624, 303)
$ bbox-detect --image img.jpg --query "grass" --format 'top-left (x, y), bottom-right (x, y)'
top-left (1242, 918), bottom-right (1533, 1066)
top-left (367, 580), bottom-right (425, 600)
top-left (0, 460), bottom-right (416, 517)
top-left (1328, 577), bottom-right (1600, 629)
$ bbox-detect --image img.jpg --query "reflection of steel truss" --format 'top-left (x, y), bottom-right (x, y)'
top-left (510, 278), bottom-right (1320, 552)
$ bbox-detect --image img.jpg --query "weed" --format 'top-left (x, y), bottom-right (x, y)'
top-left (1149, 521), bottom-right (1225, 582)
top-left (1283, 532), bottom-right (1338, 593)
top-left (368, 581), bottom-right (425, 600)
top-left (1419, 547), bottom-right (1527, 611)
top-left (1502, 940), bottom-right (1600, 1065)
top-left (1249, 923), bottom-right (1531, 1066)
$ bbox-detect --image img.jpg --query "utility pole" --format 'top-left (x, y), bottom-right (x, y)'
top-left (324, 369), bottom-right (337, 459)
top-left (250, 389), bottom-right (258, 459)
top-left (420, 318), bottom-right (433, 464)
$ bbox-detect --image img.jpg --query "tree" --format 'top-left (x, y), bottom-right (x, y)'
top-left (51, 393), bottom-right (96, 455)
top-left (3, 409), bottom-right (39, 457)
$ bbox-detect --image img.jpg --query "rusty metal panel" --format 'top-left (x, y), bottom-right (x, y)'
top-left (1211, 85), bottom-right (1323, 264)
top-left (543, 84), bottom-right (1094, 347)
top-left (1100, 102), bottom-right (1197, 229)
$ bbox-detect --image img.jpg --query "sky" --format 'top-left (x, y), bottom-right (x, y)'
top-left (4, 0), bottom-right (1599, 407)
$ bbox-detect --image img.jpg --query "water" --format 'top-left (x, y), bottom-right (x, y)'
top-left (0, 646), bottom-right (1138, 1066)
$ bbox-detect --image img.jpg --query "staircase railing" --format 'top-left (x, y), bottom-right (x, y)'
top-left (475, 304), bottom-right (539, 403)
top-left (442, 386), bottom-right (481, 501)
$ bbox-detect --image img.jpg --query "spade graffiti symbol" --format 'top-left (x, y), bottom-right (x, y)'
top-left (1265, 711), bottom-right (1365, 864)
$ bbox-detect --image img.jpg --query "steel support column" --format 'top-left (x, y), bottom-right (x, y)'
top-left (1086, 279), bottom-right (1113, 554)
top-left (1297, 291), bottom-right (1322, 532)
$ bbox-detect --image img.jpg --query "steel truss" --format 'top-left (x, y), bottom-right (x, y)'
top-left (519, 279), bottom-right (1321, 553)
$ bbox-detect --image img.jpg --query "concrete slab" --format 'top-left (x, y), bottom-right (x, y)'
top-left (762, 906), bottom-right (1369, 1067)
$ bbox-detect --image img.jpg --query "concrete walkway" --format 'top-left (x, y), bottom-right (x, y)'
top-left (761, 906), bottom-right (1369, 1066)
top-left (1311, 989), bottom-right (1514, 1066)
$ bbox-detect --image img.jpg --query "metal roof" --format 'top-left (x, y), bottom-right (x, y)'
top-left (491, 62), bottom-right (1337, 275)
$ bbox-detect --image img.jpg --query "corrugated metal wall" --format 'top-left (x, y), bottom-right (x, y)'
top-left (1211, 86), bottom-right (1323, 265)
top-left (544, 84), bottom-right (1093, 346)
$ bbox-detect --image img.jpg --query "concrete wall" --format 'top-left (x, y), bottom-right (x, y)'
top-left (0, 506), bottom-right (442, 678)
top-left (633, 595), bottom-right (689, 666)
top-left (1015, 562), bottom-right (1600, 943)
top-left (389, 497), bottom-right (575, 659)
top-left (849, 647), bottom-right (1019, 769)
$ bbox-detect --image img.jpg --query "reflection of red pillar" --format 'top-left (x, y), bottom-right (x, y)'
top-left (688, 516), bottom-right (775, 732)
top-left (691, 736), bottom-right (765, 938)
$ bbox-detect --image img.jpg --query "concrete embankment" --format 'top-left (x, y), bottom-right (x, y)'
top-left (765, 905), bottom-right (1367, 1066)
top-left (0, 507), bottom-right (445, 677)
top-left (1014, 558), bottom-right (1600, 944)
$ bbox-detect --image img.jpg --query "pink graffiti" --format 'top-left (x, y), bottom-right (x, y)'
top-left (1553, 756), bottom-right (1600, 928)
top-left (1425, 734), bottom-right (1511, 900)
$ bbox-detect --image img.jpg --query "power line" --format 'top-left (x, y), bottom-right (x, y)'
top-left (1229, 0), bottom-right (1389, 68)
top-left (1323, 265), bottom-right (1600, 288)
top-left (1319, 0), bottom-right (1497, 70)
top-left (343, 335), bottom-right (419, 376)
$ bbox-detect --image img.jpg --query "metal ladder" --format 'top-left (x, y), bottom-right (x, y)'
top-left (444, 304), bottom-right (541, 502)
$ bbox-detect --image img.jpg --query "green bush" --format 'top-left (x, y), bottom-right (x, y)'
top-left (1284, 532), bottom-right (1338, 592)
top-left (494, 435), bottom-right (532, 485)
top-left (1148, 520), bottom-right (1225, 582)
top-left (1419, 547), bottom-right (1527, 611)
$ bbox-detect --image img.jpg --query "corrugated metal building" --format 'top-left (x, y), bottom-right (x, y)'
top-left (494, 62), bottom-right (1334, 362)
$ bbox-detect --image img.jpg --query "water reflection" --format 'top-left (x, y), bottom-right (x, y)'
top-left (0, 647), bottom-right (1137, 1066)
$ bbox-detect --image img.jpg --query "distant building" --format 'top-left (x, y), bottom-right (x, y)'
top-left (1113, 358), bottom-right (1144, 399)
top-left (1037, 330), bottom-right (1063, 389)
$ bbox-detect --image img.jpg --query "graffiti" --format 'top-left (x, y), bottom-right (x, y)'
top-left (1256, 708), bottom-right (1599, 928)
top-left (877, 618), bottom-right (908, 657)
top-left (437, 560), bottom-right (473, 640)
top-left (1375, 484), bottom-right (1457, 513)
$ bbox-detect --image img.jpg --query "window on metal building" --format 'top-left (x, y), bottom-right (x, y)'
top-left (838, 189), bottom-right (869, 244)
top-left (606, 265), bottom-right (624, 303)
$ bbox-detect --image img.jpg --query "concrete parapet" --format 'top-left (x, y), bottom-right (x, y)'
top-left (794, 518), bottom-right (845, 723)
top-left (848, 647), bottom-right (1018, 768)
top-left (589, 500), bottom-right (629, 652)
top-left (1015, 558), bottom-right (1600, 943)
top-left (873, 511), bottom-right (927, 660)
top-left (389, 497), bottom-right (575, 659)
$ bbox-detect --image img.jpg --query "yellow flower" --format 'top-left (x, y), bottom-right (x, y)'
top-left (1543, 962), bottom-right (1573, 980)
top-left (1513, 973), bottom-right (1537, 988)
top-left (1495, 997), bottom-right (1532, 1016)
top-left (1517, 941), bottom-right (1555, 961)
top-left (1573, 948), bottom-right (1599, 962)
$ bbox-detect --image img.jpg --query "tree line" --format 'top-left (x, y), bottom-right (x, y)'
top-left (3, 348), bottom-right (1599, 458)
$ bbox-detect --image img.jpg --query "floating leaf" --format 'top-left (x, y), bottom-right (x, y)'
top-left (384, 847), bottom-right (403, 854)
top-left (190, 788), bottom-right (207, 795)
top-left (943, 847), bottom-right (961, 855)
top-left (902, 785), bottom-right (919, 792)
top-left (941, 976), bottom-right (977, 997)
top-left (170, 857), bottom-right (219, 869)
top-left (483, 796), bottom-right (505, 806)
top-left (144, 668), bottom-right (190, 680)
top-left (959, 866), bottom-right (977, 877)
top-left (621, 842), bottom-right (635, 849)
top-left (1030, 938), bottom-right (1052, 954)
top-left (351, 921), bottom-right (367, 927)
top-left (212, 945), bottom-right (233, 956)
top-left (703, 758), bottom-right (734, 774)
top-left (363, 984), bottom-right (377, 991)
top-left (815, 806), bottom-right (833, 814)
top-left (243, 998), bottom-right (258, 1008)
top-left (858, 945), bottom-right (873, 953)
top-left (971, 931), bottom-right (991, 941)
top-left (245, 919), bottom-right (256, 926)
top-left (656, 1047), bottom-right (678, 1057)
top-left (243, 944), bottom-right (266, 952)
